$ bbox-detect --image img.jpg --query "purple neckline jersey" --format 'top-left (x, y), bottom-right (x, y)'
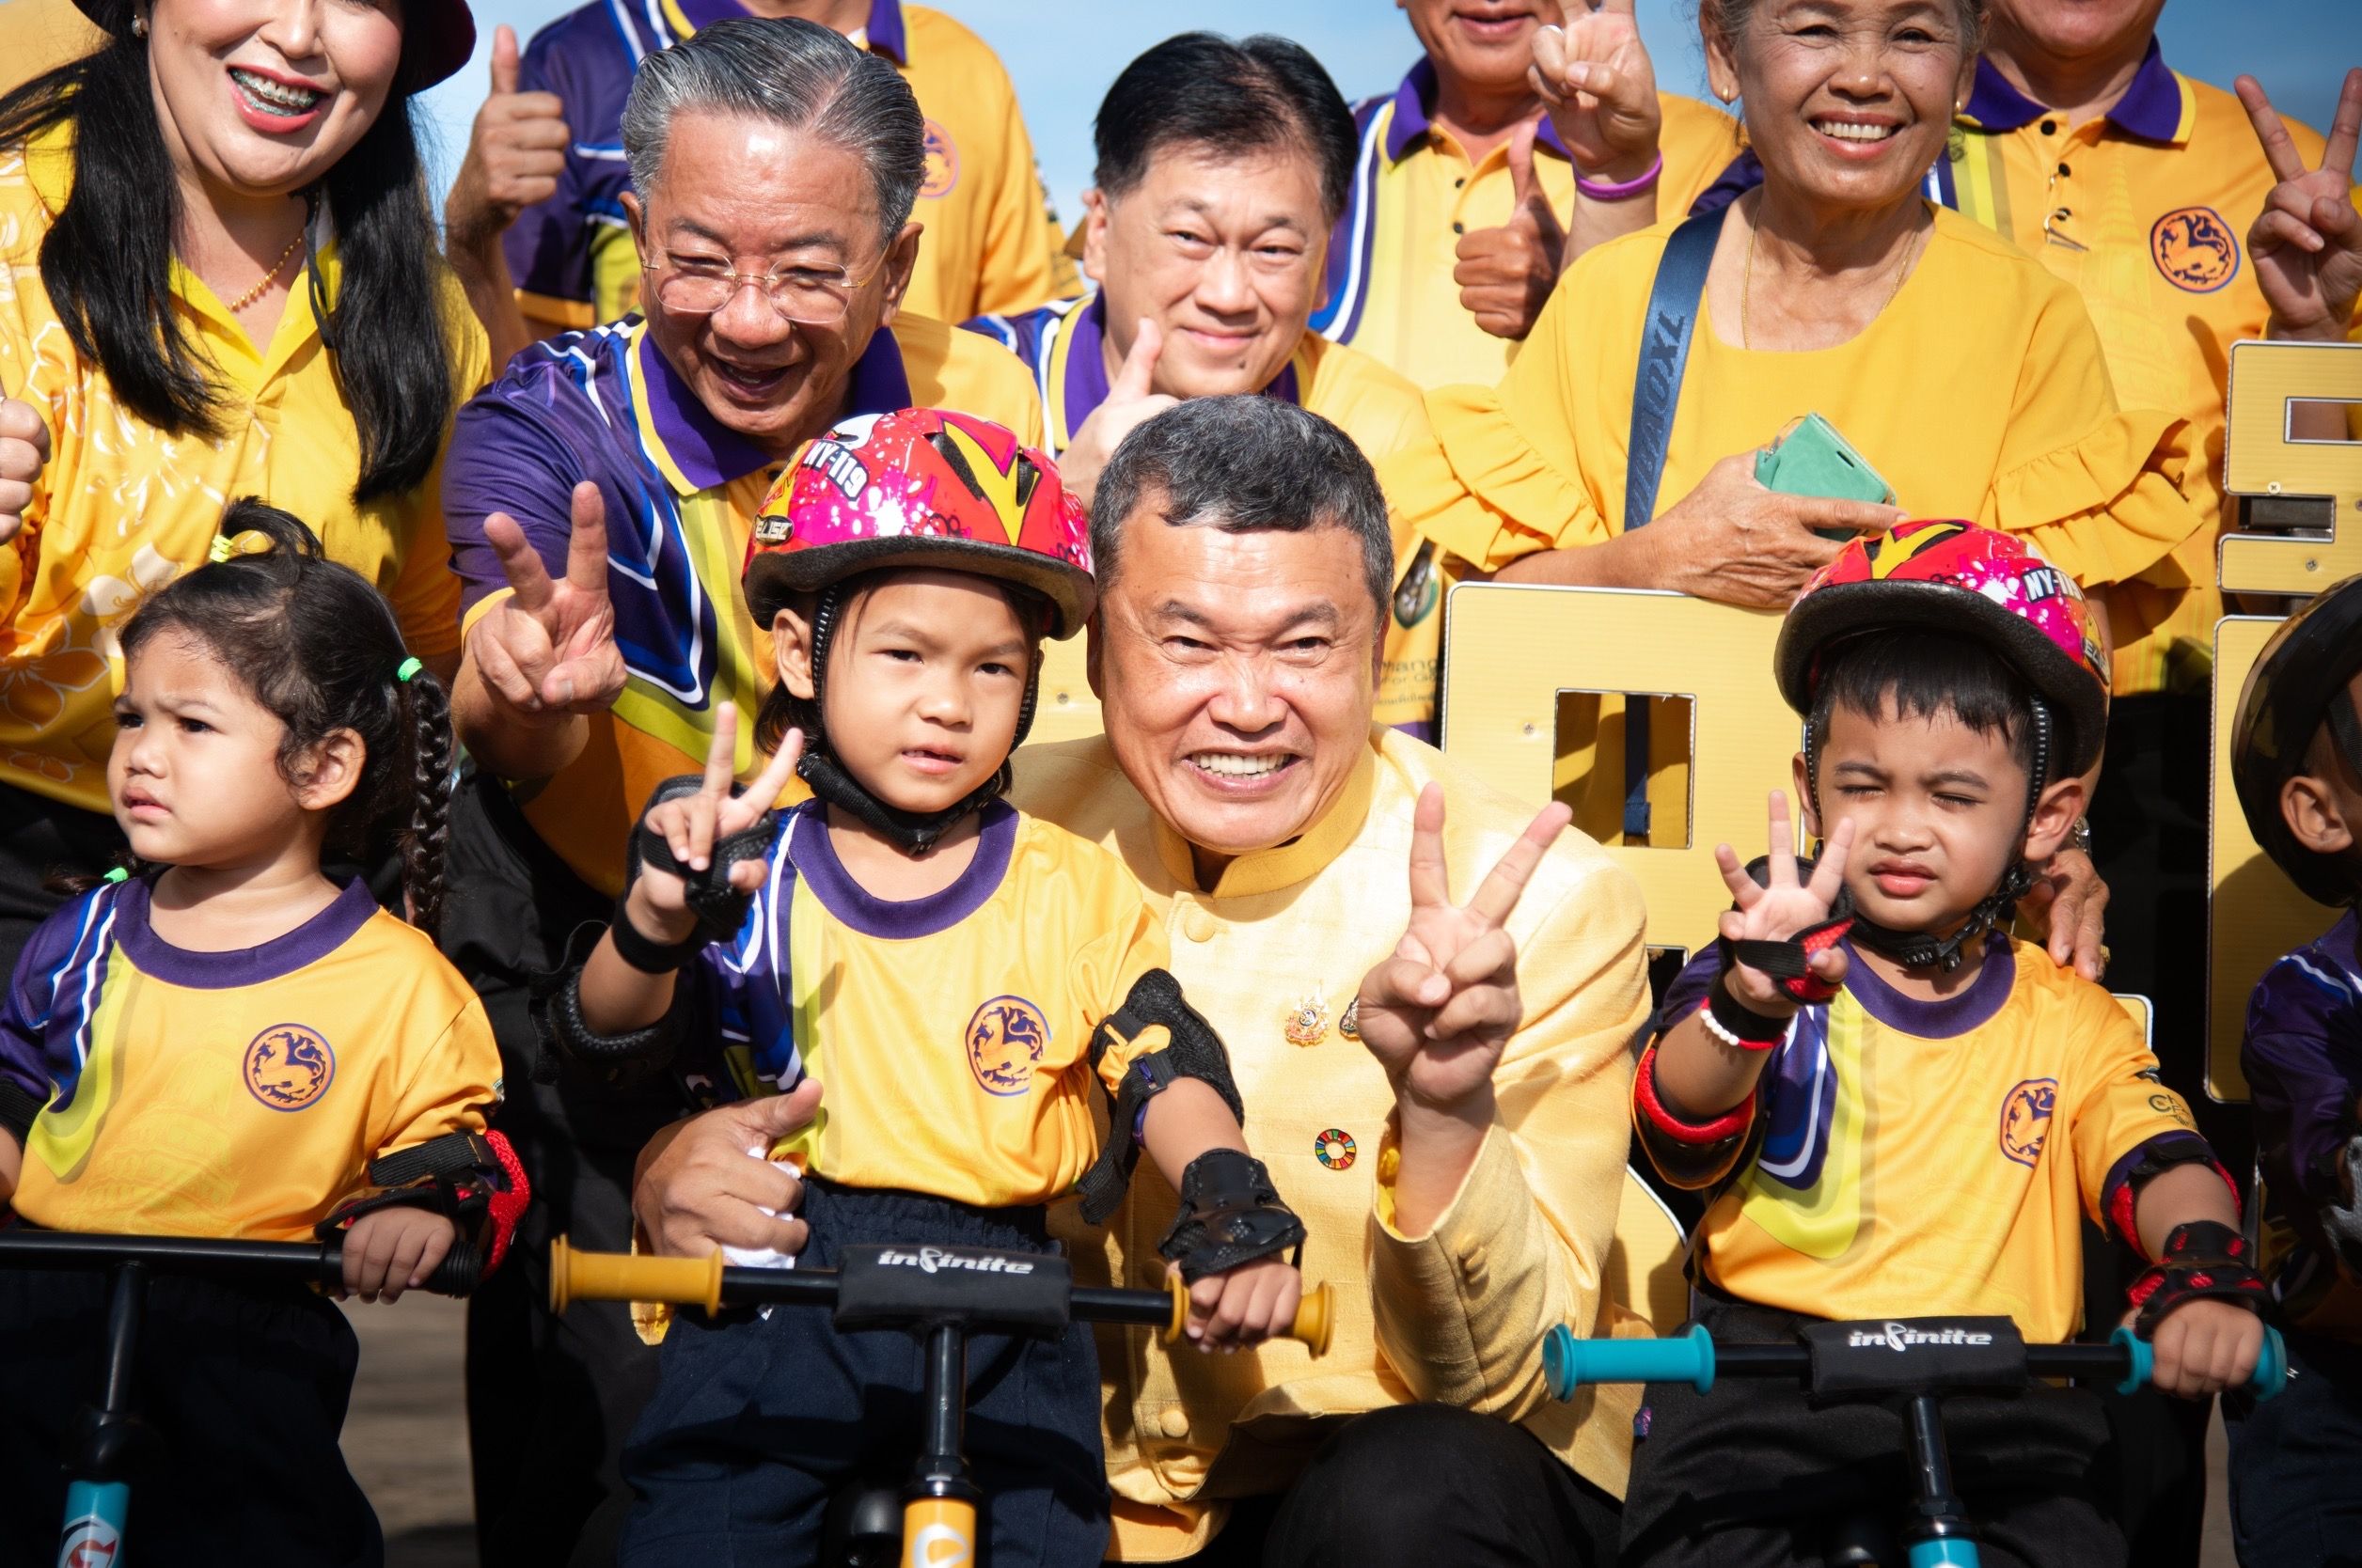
top-left (2242, 910), bottom-right (2362, 1319)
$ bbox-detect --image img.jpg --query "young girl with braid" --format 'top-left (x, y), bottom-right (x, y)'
top-left (0, 501), bottom-right (525, 1565)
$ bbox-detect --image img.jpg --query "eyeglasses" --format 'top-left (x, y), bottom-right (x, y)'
top-left (639, 245), bottom-right (891, 327)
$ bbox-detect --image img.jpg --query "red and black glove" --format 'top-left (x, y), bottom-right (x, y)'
top-left (2126, 1220), bottom-right (2269, 1337)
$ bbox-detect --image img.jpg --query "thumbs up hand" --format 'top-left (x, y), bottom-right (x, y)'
top-left (1056, 318), bottom-right (1181, 507)
top-left (1530, 1), bottom-right (1664, 188)
top-left (0, 388), bottom-right (50, 546)
top-left (444, 25), bottom-right (571, 250)
top-left (1454, 118), bottom-right (1568, 341)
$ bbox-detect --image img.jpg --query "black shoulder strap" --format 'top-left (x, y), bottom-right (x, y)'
top-left (1616, 207), bottom-right (1727, 840)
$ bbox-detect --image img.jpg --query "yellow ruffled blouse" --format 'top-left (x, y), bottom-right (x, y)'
top-left (1420, 204), bottom-right (2202, 590)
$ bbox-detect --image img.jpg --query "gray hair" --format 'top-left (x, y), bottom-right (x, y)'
top-left (621, 17), bottom-right (926, 238)
top-left (1091, 398), bottom-right (1394, 630)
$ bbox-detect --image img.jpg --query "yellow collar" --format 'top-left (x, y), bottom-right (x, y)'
top-left (1153, 735), bottom-right (1380, 900)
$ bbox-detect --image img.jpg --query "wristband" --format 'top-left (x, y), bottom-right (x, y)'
top-left (2125, 1219), bottom-right (2268, 1337)
top-left (1575, 151), bottom-right (1662, 201)
top-left (1703, 979), bottom-right (1792, 1050)
top-left (607, 899), bottom-right (703, 975)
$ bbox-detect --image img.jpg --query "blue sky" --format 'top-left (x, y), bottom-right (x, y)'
top-left (413, 1), bottom-right (2362, 217)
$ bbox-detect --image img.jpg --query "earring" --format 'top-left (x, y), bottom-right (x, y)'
top-left (132, 13), bottom-right (148, 35)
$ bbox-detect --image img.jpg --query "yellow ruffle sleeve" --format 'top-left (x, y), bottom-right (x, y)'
top-left (1982, 405), bottom-right (2199, 590)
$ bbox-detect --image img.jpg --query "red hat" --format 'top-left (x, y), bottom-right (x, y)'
top-left (745, 408), bottom-right (1095, 639)
top-left (71, 1), bottom-right (477, 91)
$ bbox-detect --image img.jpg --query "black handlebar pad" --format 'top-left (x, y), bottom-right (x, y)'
top-left (833, 1244), bottom-right (1073, 1337)
top-left (0, 1228), bottom-right (483, 1298)
top-left (1802, 1317), bottom-right (2029, 1398)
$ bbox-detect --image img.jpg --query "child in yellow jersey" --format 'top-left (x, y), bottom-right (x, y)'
top-left (0, 502), bottom-right (520, 1566)
top-left (1621, 523), bottom-right (2264, 1568)
top-left (547, 409), bottom-right (1304, 1568)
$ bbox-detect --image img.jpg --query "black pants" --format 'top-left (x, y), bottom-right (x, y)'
top-left (1156, 1403), bottom-right (1620, 1568)
top-left (2086, 691), bottom-right (2222, 1568)
top-left (1619, 1296), bottom-right (2122, 1568)
top-left (622, 1180), bottom-right (1109, 1567)
top-left (442, 771), bottom-right (682, 1567)
top-left (0, 1264), bottom-right (380, 1568)
top-left (2226, 1326), bottom-right (2362, 1566)
top-left (0, 781), bottom-right (125, 982)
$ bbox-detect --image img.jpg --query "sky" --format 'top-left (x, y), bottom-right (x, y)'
top-left (412, 1), bottom-right (2362, 219)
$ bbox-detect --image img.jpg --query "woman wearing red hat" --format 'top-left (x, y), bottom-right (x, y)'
top-left (0, 1), bottom-right (486, 979)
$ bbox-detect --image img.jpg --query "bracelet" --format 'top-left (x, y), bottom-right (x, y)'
top-left (1702, 977), bottom-right (1793, 1051)
top-left (1575, 151), bottom-right (1662, 201)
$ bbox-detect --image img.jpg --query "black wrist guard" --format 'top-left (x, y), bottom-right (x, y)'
top-left (1706, 975), bottom-right (1792, 1046)
top-left (2127, 1219), bottom-right (2269, 1336)
top-left (315, 1130), bottom-right (532, 1290)
top-left (1157, 1149), bottom-right (1306, 1284)
top-left (1717, 855), bottom-right (1854, 1006)
top-left (622, 774), bottom-right (777, 957)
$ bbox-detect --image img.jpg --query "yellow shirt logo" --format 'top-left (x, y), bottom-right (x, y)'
top-left (2150, 206), bottom-right (2241, 292)
top-left (243, 1024), bottom-right (337, 1112)
top-left (966, 996), bottom-right (1049, 1096)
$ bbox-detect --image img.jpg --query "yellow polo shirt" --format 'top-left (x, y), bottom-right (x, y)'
top-left (505, 0), bottom-right (1074, 335)
top-left (1412, 207), bottom-right (2201, 842)
top-left (1942, 46), bottom-right (2362, 696)
top-left (1316, 71), bottom-right (1745, 389)
top-left (1017, 728), bottom-right (1661, 1557)
top-left (0, 124), bottom-right (488, 814)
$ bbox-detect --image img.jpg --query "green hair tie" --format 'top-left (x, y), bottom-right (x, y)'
top-left (102, 867), bottom-right (128, 884)
top-left (396, 657), bottom-right (423, 684)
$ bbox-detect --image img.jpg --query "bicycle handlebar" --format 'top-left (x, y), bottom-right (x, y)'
top-left (547, 1235), bottom-right (1335, 1356)
top-left (1540, 1321), bottom-right (2288, 1402)
top-left (0, 1228), bottom-right (485, 1297)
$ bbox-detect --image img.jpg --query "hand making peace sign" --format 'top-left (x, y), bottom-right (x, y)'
top-left (1530, 0), bottom-right (1664, 186)
top-left (466, 480), bottom-right (628, 719)
top-left (2238, 67), bottom-right (2362, 342)
top-left (630, 707), bottom-right (807, 943)
top-left (1714, 792), bottom-right (1858, 1018)
top-left (1354, 785), bottom-right (1573, 1113)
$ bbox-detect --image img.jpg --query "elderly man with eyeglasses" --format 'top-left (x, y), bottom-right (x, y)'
top-left (433, 17), bottom-right (1042, 1563)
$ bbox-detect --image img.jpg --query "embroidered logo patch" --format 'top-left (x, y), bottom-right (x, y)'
top-left (2150, 207), bottom-right (2240, 292)
top-left (1314, 1128), bottom-right (1357, 1170)
top-left (920, 119), bottom-right (960, 198)
top-left (966, 996), bottom-right (1049, 1096)
top-left (1998, 1077), bottom-right (2057, 1168)
top-left (244, 1024), bottom-right (336, 1112)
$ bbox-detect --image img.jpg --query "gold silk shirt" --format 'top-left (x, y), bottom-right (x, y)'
top-left (1015, 727), bottom-right (1656, 1559)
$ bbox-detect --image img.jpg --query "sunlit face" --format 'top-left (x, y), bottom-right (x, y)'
top-left (1083, 144), bottom-right (1330, 401)
top-left (1799, 698), bottom-right (2035, 935)
top-left (1708, 0), bottom-right (1976, 216)
top-left (147, 0), bottom-right (406, 200)
top-left (626, 112), bottom-right (921, 461)
top-left (1985, 0), bottom-right (2166, 64)
top-left (779, 572), bottom-right (1035, 816)
top-left (1400, 0), bottom-right (1567, 100)
top-left (109, 630), bottom-right (340, 868)
top-left (1091, 507), bottom-right (1378, 870)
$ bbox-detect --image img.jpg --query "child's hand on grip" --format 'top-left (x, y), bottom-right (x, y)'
top-left (339, 1206), bottom-right (459, 1304)
top-left (2139, 1297), bottom-right (2265, 1399)
top-left (1712, 792), bottom-right (1854, 1017)
top-left (1182, 1256), bottom-right (1303, 1351)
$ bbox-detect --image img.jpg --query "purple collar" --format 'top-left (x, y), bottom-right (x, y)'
top-left (635, 325), bottom-right (914, 494)
top-left (113, 875), bottom-right (377, 990)
top-left (682, 0), bottom-right (905, 59)
top-left (1384, 57), bottom-right (1570, 165)
top-left (1842, 933), bottom-right (2017, 1038)
top-left (1963, 39), bottom-right (2182, 143)
top-left (786, 799), bottom-right (1018, 940)
top-left (1063, 295), bottom-right (1299, 423)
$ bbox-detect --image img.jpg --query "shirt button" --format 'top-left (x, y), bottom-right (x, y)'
top-left (1454, 177), bottom-right (1466, 189)
top-left (2039, 118), bottom-right (2057, 135)
top-left (1181, 908), bottom-right (1218, 944)
top-left (1451, 221), bottom-right (1465, 234)
top-left (2056, 162), bottom-right (2071, 176)
top-left (1159, 1408), bottom-right (1189, 1438)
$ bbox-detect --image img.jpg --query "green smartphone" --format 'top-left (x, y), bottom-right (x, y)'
top-left (1756, 413), bottom-right (1895, 541)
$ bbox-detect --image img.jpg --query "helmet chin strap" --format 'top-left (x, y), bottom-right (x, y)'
top-left (1804, 699), bottom-right (2055, 977)
top-left (793, 579), bottom-right (1043, 855)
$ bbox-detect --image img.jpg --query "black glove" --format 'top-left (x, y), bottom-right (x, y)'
top-left (2127, 1219), bottom-right (2268, 1337)
top-left (613, 775), bottom-right (778, 970)
top-left (1157, 1150), bottom-right (1306, 1284)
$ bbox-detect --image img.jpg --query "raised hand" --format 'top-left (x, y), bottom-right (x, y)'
top-left (1713, 792), bottom-right (1855, 1017)
top-left (465, 480), bottom-right (626, 719)
top-left (2237, 69), bottom-right (2362, 341)
top-left (0, 386), bottom-right (50, 545)
top-left (629, 708), bottom-right (804, 943)
top-left (443, 25), bottom-right (570, 250)
top-left (1057, 319), bottom-right (1180, 506)
top-left (1455, 119), bottom-right (1568, 341)
top-left (1530, 0), bottom-right (1663, 184)
top-left (1355, 786), bottom-right (1571, 1113)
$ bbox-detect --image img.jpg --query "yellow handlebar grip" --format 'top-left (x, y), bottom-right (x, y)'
top-left (1158, 1277), bottom-right (1334, 1358)
top-left (547, 1235), bottom-right (725, 1315)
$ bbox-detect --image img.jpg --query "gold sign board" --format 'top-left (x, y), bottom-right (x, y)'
top-left (1030, 635), bottom-right (1104, 746)
top-left (1441, 584), bottom-right (1797, 959)
top-left (2220, 338), bottom-right (2362, 594)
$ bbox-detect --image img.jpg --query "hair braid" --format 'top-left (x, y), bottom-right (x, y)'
top-left (399, 668), bottom-right (455, 939)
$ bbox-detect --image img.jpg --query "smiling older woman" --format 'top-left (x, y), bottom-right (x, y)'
top-left (0, 0), bottom-right (487, 977)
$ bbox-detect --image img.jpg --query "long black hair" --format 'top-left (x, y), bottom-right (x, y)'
top-left (0, 24), bottom-right (455, 504)
top-left (118, 499), bottom-right (456, 935)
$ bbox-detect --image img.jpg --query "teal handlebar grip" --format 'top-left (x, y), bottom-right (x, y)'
top-left (2109, 1324), bottom-right (2286, 1400)
top-left (1543, 1322), bottom-right (1716, 1399)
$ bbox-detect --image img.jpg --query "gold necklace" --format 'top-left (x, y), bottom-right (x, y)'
top-left (225, 230), bottom-right (306, 314)
top-left (1741, 212), bottom-right (1923, 350)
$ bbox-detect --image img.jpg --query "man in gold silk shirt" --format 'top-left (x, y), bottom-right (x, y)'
top-left (632, 398), bottom-right (1666, 1567)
